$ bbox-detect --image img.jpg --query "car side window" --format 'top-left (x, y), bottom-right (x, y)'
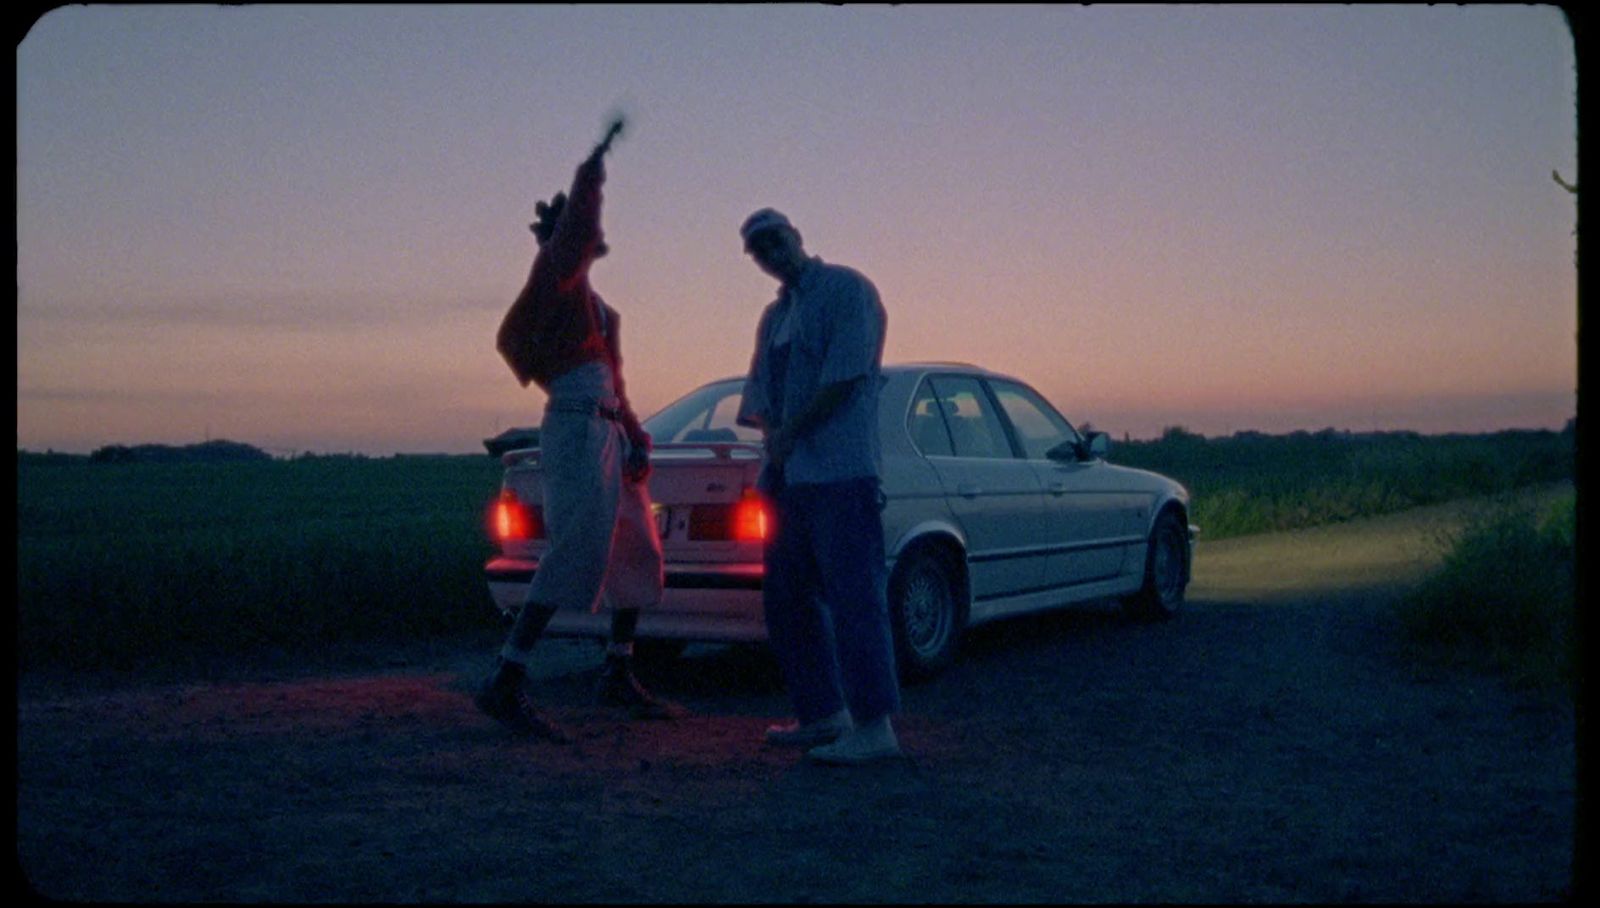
top-left (988, 380), bottom-right (1080, 460)
top-left (928, 375), bottom-right (1016, 459)
top-left (907, 379), bottom-right (955, 456)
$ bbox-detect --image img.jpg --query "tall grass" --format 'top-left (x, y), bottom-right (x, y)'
top-left (17, 456), bottom-right (506, 673)
top-left (1111, 427), bottom-right (1573, 539)
top-left (16, 426), bottom-right (1575, 674)
top-left (1395, 491), bottom-right (1576, 688)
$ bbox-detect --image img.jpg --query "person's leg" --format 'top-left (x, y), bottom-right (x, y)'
top-left (609, 604), bottom-right (642, 650)
top-left (482, 600), bottom-right (556, 696)
top-left (519, 411), bottom-right (619, 627)
top-left (598, 444), bottom-right (665, 647)
top-left (476, 600), bottom-right (566, 739)
top-left (596, 459), bottom-right (682, 718)
top-left (806, 479), bottom-right (901, 762)
top-left (478, 411), bottom-right (612, 737)
top-left (763, 483), bottom-right (848, 732)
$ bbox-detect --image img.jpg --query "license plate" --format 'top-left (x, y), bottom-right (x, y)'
top-left (653, 504), bottom-right (671, 538)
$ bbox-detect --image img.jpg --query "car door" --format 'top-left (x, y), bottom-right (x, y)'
top-left (917, 374), bottom-right (1047, 602)
top-left (986, 378), bottom-right (1145, 587)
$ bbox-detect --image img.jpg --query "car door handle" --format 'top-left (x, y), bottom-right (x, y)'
top-left (1047, 482), bottom-right (1069, 495)
top-left (956, 483), bottom-right (981, 498)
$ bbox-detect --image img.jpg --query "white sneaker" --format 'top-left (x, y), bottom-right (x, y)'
top-left (764, 712), bottom-right (852, 747)
top-left (805, 720), bottom-right (902, 765)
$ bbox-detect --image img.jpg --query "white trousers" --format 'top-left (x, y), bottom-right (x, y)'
top-left (524, 407), bottom-right (664, 616)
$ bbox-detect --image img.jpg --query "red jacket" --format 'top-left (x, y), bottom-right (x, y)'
top-left (497, 156), bottom-right (645, 441)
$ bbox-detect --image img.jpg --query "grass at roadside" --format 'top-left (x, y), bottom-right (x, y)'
top-left (1111, 427), bottom-right (1572, 540)
top-left (1394, 490), bottom-right (1576, 689)
top-left (16, 425), bottom-right (1574, 676)
top-left (16, 455), bottom-right (507, 674)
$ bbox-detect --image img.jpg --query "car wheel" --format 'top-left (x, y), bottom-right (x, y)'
top-left (1123, 509), bottom-right (1189, 621)
top-left (890, 547), bottom-right (964, 681)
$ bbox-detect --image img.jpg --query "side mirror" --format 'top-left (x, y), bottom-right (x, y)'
top-left (1046, 431), bottom-right (1110, 462)
top-left (1045, 440), bottom-right (1077, 461)
top-left (1085, 431), bottom-right (1110, 459)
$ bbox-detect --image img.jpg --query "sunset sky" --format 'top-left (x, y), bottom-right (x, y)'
top-left (17, 5), bottom-right (1578, 455)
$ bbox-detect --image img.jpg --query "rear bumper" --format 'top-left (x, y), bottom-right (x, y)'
top-left (484, 556), bottom-right (767, 643)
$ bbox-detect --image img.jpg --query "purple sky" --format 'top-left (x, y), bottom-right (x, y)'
top-left (17, 5), bottom-right (1578, 454)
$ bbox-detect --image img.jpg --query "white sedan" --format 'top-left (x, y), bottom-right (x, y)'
top-left (486, 362), bottom-right (1197, 679)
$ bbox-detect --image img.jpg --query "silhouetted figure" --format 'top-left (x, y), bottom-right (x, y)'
top-left (735, 208), bottom-right (903, 764)
top-left (477, 134), bottom-right (681, 740)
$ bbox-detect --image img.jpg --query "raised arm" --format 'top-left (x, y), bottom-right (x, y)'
top-left (495, 152), bottom-right (608, 387)
top-left (546, 153), bottom-right (606, 289)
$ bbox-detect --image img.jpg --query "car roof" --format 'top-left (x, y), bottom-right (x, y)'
top-left (704, 362), bottom-right (1005, 384)
top-left (886, 361), bottom-right (995, 376)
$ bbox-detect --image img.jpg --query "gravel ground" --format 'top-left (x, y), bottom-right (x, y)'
top-left (16, 497), bottom-right (1578, 902)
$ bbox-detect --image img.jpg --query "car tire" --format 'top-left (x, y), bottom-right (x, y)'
top-left (1123, 509), bottom-right (1189, 621)
top-left (889, 546), bottom-right (964, 682)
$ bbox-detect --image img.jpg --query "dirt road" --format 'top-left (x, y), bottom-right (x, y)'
top-left (17, 494), bottom-right (1576, 902)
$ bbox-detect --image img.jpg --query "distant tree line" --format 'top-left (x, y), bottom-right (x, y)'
top-left (16, 417), bottom-right (1574, 467)
top-left (84, 439), bottom-right (273, 464)
top-left (1139, 418), bottom-right (1575, 446)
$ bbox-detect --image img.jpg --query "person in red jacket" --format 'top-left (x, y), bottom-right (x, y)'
top-left (477, 139), bottom-right (681, 739)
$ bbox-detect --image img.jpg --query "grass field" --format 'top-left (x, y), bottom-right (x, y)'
top-left (17, 455), bottom-right (507, 673)
top-left (16, 427), bottom-right (1574, 673)
top-left (1111, 427), bottom-right (1574, 538)
top-left (1396, 489), bottom-right (1576, 688)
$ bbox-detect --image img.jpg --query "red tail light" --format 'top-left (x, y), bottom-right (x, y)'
top-left (733, 489), bottom-right (771, 542)
top-left (688, 488), bottom-right (772, 542)
top-left (490, 490), bottom-right (544, 541)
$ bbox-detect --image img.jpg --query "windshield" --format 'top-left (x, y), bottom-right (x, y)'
top-left (641, 379), bottom-right (763, 444)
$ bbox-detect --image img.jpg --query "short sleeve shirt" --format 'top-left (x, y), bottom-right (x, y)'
top-left (737, 257), bottom-right (887, 486)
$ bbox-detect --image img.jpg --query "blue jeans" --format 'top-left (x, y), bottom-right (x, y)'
top-left (763, 477), bottom-right (900, 725)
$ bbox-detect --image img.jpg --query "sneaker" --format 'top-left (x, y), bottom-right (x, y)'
top-left (764, 713), bottom-right (853, 748)
top-left (598, 656), bottom-right (686, 720)
top-left (475, 677), bottom-right (570, 742)
top-left (805, 720), bottom-right (902, 765)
